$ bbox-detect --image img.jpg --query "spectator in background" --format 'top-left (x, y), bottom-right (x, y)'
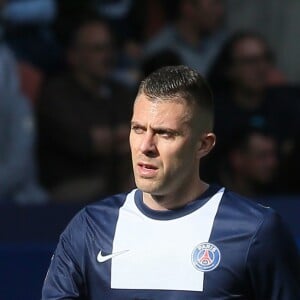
top-left (54, 0), bottom-right (169, 89)
top-left (203, 31), bottom-right (300, 188)
top-left (208, 31), bottom-right (286, 94)
top-left (85, 0), bottom-right (164, 88)
top-left (55, 0), bottom-right (163, 89)
top-left (0, 1), bottom-right (48, 204)
top-left (143, 0), bottom-right (227, 76)
top-left (37, 16), bottom-right (134, 203)
top-left (218, 126), bottom-right (279, 198)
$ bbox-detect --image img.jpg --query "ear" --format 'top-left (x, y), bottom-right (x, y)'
top-left (197, 132), bottom-right (216, 159)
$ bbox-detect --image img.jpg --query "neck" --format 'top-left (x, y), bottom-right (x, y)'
top-left (142, 179), bottom-right (209, 211)
top-left (176, 18), bottom-right (202, 46)
top-left (232, 87), bottom-right (264, 110)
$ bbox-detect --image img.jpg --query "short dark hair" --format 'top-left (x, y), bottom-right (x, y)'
top-left (138, 65), bottom-right (214, 131)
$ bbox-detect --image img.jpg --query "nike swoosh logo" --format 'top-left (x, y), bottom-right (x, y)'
top-left (97, 250), bottom-right (129, 263)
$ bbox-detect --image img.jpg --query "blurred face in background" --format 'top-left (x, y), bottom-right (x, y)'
top-left (184, 0), bottom-right (224, 34)
top-left (229, 37), bottom-right (272, 93)
top-left (69, 21), bottom-right (114, 81)
top-left (232, 133), bottom-right (278, 185)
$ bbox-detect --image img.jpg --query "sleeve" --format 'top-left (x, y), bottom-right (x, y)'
top-left (41, 210), bottom-right (87, 299)
top-left (245, 210), bottom-right (300, 299)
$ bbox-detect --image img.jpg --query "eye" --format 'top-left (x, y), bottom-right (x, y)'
top-left (158, 130), bottom-right (177, 140)
top-left (131, 125), bottom-right (144, 134)
top-left (160, 132), bottom-right (172, 139)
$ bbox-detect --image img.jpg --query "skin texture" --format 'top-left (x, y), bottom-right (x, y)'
top-left (129, 93), bottom-right (215, 210)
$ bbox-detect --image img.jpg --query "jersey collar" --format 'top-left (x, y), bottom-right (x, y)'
top-left (134, 184), bottom-right (222, 220)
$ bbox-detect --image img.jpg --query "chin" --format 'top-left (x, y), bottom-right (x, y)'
top-left (135, 179), bottom-right (161, 194)
top-left (135, 183), bottom-right (155, 193)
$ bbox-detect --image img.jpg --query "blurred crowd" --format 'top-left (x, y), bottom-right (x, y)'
top-left (1, 0), bottom-right (300, 204)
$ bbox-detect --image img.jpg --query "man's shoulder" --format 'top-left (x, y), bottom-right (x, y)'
top-left (215, 189), bottom-right (289, 258)
top-left (61, 191), bottom-right (134, 239)
top-left (221, 188), bottom-right (279, 230)
top-left (84, 191), bottom-right (131, 217)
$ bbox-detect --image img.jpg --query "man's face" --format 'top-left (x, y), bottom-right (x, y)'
top-left (130, 93), bottom-right (201, 196)
top-left (69, 22), bottom-right (114, 80)
top-left (229, 37), bottom-right (272, 92)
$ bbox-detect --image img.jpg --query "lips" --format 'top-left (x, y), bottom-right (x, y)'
top-left (137, 162), bottom-right (158, 177)
top-left (138, 163), bottom-right (158, 170)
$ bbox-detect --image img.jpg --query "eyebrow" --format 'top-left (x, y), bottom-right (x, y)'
top-left (131, 121), bottom-right (182, 136)
top-left (154, 127), bottom-right (181, 136)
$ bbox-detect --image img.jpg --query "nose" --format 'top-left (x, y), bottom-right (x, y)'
top-left (139, 132), bottom-right (158, 157)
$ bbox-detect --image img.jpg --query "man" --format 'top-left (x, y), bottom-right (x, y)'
top-left (208, 31), bottom-right (299, 147)
top-left (143, 0), bottom-right (227, 76)
top-left (37, 16), bottom-right (133, 202)
top-left (42, 66), bottom-right (299, 299)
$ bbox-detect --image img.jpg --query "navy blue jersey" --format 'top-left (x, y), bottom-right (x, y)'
top-left (42, 186), bottom-right (300, 299)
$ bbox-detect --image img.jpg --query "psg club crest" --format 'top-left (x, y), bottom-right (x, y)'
top-left (191, 242), bottom-right (221, 272)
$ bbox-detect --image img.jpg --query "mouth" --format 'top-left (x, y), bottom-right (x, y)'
top-left (137, 162), bottom-right (158, 177)
top-left (138, 163), bottom-right (158, 170)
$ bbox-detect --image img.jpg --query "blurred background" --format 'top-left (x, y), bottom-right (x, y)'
top-left (0, 0), bottom-right (300, 299)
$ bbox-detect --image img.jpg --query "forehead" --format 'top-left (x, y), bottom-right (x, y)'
top-left (76, 22), bottom-right (111, 45)
top-left (132, 94), bottom-right (193, 126)
top-left (233, 37), bottom-right (266, 57)
top-left (248, 134), bottom-right (275, 148)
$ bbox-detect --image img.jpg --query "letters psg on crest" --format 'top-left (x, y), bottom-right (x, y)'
top-left (191, 242), bottom-right (221, 272)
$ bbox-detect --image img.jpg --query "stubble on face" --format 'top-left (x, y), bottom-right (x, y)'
top-left (130, 94), bottom-right (204, 209)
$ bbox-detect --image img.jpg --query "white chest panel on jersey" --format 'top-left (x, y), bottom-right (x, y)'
top-left (111, 188), bottom-right (224, 291)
